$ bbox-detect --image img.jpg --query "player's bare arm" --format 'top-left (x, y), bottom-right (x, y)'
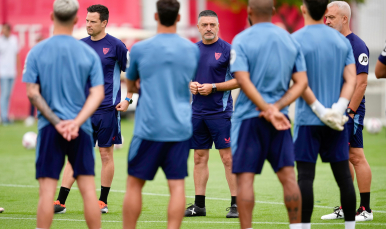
top-left (116, 91), bottom-right (134, 112)
top-left (25, 83), bottom-right (73, 138)
top-left (375, 60), bottom-right (386, 79)
top-left (197, 79), bottom-right (239, 96)
top-left (340, 64), bottom-right (357, 102)
top-left (235, 71), bottom-right (291, 130)
top-left (274, 71), bottom-right (308, 110)
top-left (127, 79), bottom-right (139, 93)
top-left (347, 72), bottom-right (367, 117)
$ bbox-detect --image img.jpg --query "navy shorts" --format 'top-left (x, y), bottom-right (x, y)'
top-left (231, 117), bottom-right (294, 174)
top-left (347, 114), bottom-right (363, 148)
top-left (35, 124), bottom-right (95, 180)
top-left (293, 125), bottom-right (349, 163)
top-left (190, 118), bottom-right (231, 150)
top-left (128, 137), bottom-right (190, 180)
top-left (92, 109), bottom-right (122, 147)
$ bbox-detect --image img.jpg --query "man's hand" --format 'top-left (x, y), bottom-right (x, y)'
top-left (116, 100), bottom-right (130, 112)
top-left (319, 109), bottom-right (348, 131)
top-left (259, 105), bottom-right (291, 131)
top-left (198, 83), bottom-right (212, 96)
top-left (349, 113), bottom-right (354, 119)
top-left (55, 120), bottom-right (79, 141)
top-left (190, 82), bottom-right (200, 95)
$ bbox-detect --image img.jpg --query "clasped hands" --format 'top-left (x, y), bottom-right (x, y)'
top-left (190, 82), bottom-right (213, 96)
top-left (55, 120), bottom-right (80, 142)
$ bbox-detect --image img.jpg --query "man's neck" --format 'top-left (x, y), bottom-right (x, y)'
top-left (250, 15), bottom-right (271, 26)
top-left (91, 31), bottom-right (107, 41)
top-left (304, 16), bottom-right (324, 26)
top-left (157, 24), bottom-right (177, 34)
top-left (202, 36), bottom-right (218, 45)
top-left (341, 26), bottom-right (352, 37)
top-left (53, 22), bottom-right (73, 36)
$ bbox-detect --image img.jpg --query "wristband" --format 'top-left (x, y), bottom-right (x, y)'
top-left (310, 100), bottom-right (326, 118)
top-left (125, 97), bottom-right (133, 104)
top-left (332, 97), bottom-right (350, 115)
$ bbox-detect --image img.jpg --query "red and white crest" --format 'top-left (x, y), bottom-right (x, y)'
top-left (103, 48), bottom-right (110, 55)
top-left (215, 52), bottom-right (222, 60)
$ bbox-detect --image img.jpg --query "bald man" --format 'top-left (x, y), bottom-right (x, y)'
top-left (231, 0), bottom-right (306, 228)
top-left (324, 1), bottom-right (373, 222)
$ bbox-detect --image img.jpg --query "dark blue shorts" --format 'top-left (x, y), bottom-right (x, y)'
top-left (347, 114), bottom-right (364, 148)
top-left (190, 118), bottom-right (231, 150)
top-left (293, 125), bottom-right (349, 163)
top-left (35, 124), bottom-right (95, 180)
top-left (92, 109), bottom-right (121, 147)
top-left (231, 117), bottom-right (294, 174)
top-left (128, 137), bottom-right (190, 180)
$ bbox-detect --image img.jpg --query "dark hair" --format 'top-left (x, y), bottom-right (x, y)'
top-left (87, 4), bottom-right (109, 23)
top-left (303, 0), bottom-right (329, 21)
top-left (156, 0), bottom-right (180, 27)
top-left (198, 10), bottom-right (218, 20)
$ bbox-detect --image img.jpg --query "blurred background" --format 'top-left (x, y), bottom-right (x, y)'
top-left (0, 0), bottom-right (385, 124)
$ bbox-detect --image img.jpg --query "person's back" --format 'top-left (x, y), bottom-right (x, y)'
top-left (22, 0), bottom-right (104, 228)
top-left (128, 34), bottom-right (199, 141)
top-left (25, 35), bottom-right (102, 133)
top-left (292, 24), bottom-right (353, 126)
top-left (232, 23), bottom-right (304, 121)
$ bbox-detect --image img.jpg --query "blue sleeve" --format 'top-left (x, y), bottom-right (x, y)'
top-left (379, 41), bottom-right (386, 65)
top-left (293, 43), bottom-right (307, 73)
top-left (353, 42), bottom-right (369, 75)
top-left (89, 52), bottom-right (104, 87)
top-left (116, 40), bottom-right (128, 72)
top-left (126, 45), bottom-right (140, 81)
top-left (22, 50), bottom-right (39, 84)
top-left (230, 37), bottom-right (248, 73)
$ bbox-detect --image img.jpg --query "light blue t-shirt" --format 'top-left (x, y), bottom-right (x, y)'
top-left (22, 35), bottom-right (104, 134)
top-left (126, 34), bottom-right (200, 141)
top-left (230, 23), bottom-right (306, 121)
top-left (292, 24), bottom-right (355, 126)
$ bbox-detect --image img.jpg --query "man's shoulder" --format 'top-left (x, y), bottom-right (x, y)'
top-left (105, 34), bottom-right (126, 47)
top-left (217, 38), bottom-right (231, 51)
top-left (348, 33), bottom-right (368, 53)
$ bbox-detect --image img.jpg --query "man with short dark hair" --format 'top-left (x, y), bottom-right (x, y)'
top-left (0, 23), bottom-right (19, 125)
top-left (23, 0), bottom-right (104, 228)
top-left (323, 1), bottom-right (373, 222)
top-left (54, 4), bottom-right (132, 214)
top-left (231, 0), bottom-right (308, 228)
top-left (185, 9), bottom-right (239, 218)
top-left (293, 0), bottom-right (357, 228)
top-left (122, 0), bottom-right (199, 228)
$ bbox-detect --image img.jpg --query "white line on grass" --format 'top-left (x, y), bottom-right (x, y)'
top-left (2, 183), bottom-right (386, 214)
top-left (0, 217), bottom-right (385, 226)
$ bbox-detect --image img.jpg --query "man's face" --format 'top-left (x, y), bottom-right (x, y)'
top-left (1, 26), bottom-right (11, 37)
top-left (325, 6), bottom-right (344, 32)
top-left (197, 16), bottom-right (219, 42)
top-left (86, 12), bottom-right (105, 36)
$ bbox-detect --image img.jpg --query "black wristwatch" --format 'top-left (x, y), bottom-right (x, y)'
top-left (212, 83), bottom-right (217, 93)
top-left (125, 97), bottom-right (133, 104)
top-left (346, 108), bottom-right (356, 115)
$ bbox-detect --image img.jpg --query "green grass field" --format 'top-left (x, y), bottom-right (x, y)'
top-left (0, 119), bottom-right (385, 228)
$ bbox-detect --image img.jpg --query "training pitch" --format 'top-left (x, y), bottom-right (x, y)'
top-left (0, 119), bottom-right (385, 228)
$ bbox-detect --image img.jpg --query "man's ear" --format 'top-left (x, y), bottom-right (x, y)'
top-left (73, 16), bottom-right (78, 25)
top-left (176, 14), bottom-right (181, 22)
top-left (155, 12), bottom-right (159, 22)
top-left (50, 12), bottom-right (54, 21)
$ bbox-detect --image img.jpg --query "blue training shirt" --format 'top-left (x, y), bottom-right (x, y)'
top-left (379, 40), bottom-right (386, 65)
top-left (346, 33), bottom-right (369, 125)
top-left (192, 38), bottom-right (233, 119)
top-left (292, 24), bottom-right (355, 126)
top-left (230, 22), bottom-right (306, 121)
top-left (22, 35), bottom-right (104, 134)
top-left (81, 34), bottom-right (128, 114)
top-left (126, 34), bottom-right (200, 141)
